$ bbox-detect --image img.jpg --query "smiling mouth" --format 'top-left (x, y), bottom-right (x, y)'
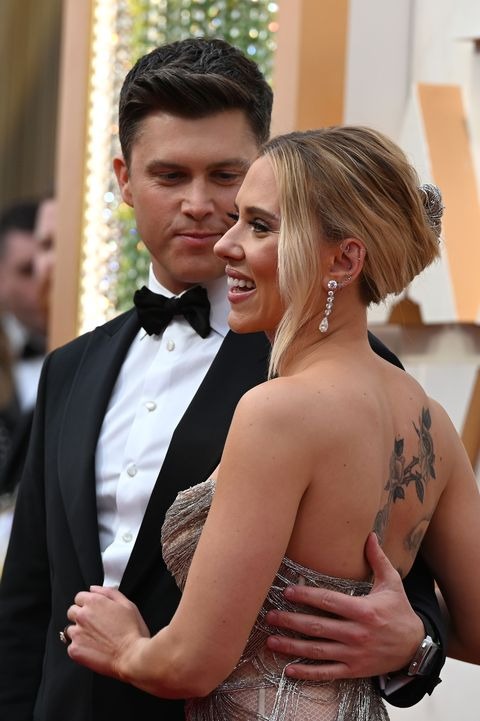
top-left (227, 276), bottom-right (256, 292)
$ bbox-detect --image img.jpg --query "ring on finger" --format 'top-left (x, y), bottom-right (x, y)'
top-left (59, 625), bottom-right (72, 646)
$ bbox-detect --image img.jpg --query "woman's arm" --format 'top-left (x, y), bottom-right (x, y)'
top-left (68, 381), bottom-right (312, 698)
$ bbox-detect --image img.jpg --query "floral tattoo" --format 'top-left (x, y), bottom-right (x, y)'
top-left (374, 407), bottom-right (435, 548)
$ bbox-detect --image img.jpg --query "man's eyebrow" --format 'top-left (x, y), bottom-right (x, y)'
top-left (145, 160), bottom-right (183, 173)
top-left (145, 158), bottom-right (251, 173)
top-left (207, 158), bottom-right (251, 172)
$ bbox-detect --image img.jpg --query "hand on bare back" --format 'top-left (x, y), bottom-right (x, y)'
top-left (265, 533), bottom-right (424, 681)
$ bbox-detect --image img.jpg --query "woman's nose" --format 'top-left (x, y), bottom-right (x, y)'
top-left (214, 222), bottom-right (244, 260)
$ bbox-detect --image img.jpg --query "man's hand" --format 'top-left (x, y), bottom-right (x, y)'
top-left (265, 533), bottom-right (424, 681)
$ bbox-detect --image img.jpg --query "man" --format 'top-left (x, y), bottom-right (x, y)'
top-left (0, 200), bottom-right (46, 414)
top-left (33, 197), bottom-right (56, 325)
top-left (0, 39), bottom-right (444, 721)
top-left (0, 199), bottom-right (47, 492)
top-left (0, 197), bottom-right (56, 557)
top-left (0, 199), bottom-right (47, 574)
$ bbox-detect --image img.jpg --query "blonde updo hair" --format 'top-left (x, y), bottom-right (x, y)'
top-left (261, 126), bottom-right (442, 376)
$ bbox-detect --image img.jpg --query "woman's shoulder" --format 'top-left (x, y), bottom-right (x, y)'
top-left (235, 372), bottom-right (345, 443)
top-left (238, 374), bottom-right (321, 414)
top-left (235, 376), bottom-right (308, 426)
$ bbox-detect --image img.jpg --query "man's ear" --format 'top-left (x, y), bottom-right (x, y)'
top-left (323, 237), bottom-right (366, 289)
top-left (113, 156), bottom-right (133, 207)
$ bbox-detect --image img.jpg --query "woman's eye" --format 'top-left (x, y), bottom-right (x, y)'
top-left (251, 219), bottom-right (270, 234)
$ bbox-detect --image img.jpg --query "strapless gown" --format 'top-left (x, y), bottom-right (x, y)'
top-left (162, 478), bottom-right (389, 721)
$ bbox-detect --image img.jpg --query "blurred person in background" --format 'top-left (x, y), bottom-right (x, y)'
top-left (0, 324), bottom-right (15, 472)
top-left (0, 197), bottom-right (55, 571)
top-left (33, 196), bottom-right (56, 326)
top-left (0, 199), bottom-right (46, 415)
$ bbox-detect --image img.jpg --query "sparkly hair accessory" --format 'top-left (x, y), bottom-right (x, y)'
top-left (419, 183), bottom-right (444, 239)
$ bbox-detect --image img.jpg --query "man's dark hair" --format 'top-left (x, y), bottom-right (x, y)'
top-left (0, 200), bottom-right (38, 258)
top-left (119, 37), bottom-right (273, 165)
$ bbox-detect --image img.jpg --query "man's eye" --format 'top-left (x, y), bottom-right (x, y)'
top-left (156, 172), bottom-right (184, 183)
top-left (213, 171), bottom-right (243, 183)
top-left (226, 212), bottom-right (239, 223)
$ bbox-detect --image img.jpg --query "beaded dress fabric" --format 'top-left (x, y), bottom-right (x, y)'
top-left (161, 478), bottom-right (389, 721)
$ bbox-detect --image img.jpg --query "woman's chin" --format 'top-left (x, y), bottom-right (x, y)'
top-left (227, 312), bottom-right (261, 335)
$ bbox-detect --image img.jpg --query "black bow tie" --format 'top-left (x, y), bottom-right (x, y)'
top-left (20, 336), bottom-right (46, 360)
top-left (133, 285), bottom-right (211, 338)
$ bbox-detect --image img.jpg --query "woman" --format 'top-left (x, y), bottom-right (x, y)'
top-left (66, 127), bottom-right (480, 719)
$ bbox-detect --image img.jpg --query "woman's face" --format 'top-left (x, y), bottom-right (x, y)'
top-left (214, 156), bottom-right (283, 336)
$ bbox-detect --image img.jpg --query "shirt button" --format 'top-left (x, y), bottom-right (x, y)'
top-left (126, 464), bottom-right (137, 477)
top-left (122, 532), bottom-right (133, 543)
top-left (166, 339), bottom-right (175, 351)
top-left (145, 401), bottom-right (157, 412)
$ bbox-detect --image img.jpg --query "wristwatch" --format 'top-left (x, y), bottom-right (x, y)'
top-left (404, 611), bottom-right (442, 677)
top-left (406, 633), bottom-right (441, 677)
top-left (382, 615), bottom-right (443, 695)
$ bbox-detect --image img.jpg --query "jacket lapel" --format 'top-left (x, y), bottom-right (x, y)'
top-left (58, 310), bottom-right (140, 586)
top-left (120, 330), bottom-right (270, 595)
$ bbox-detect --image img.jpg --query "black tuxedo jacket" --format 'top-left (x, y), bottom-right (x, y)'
top-left (0, 311), bottom-right (445, 720)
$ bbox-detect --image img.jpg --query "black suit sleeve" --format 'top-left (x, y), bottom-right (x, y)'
top-left (367, 330), bottom-right (404, 370)
top-left (368, 331), bottom-right (446, 706)
top-left (0, 409), bottom-right (34, 495)
top-left (0, 356), bottom-right (52, 720)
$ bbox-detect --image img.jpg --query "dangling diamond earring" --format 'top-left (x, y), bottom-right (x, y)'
top-left (319, 279), bottom-right (337, 333)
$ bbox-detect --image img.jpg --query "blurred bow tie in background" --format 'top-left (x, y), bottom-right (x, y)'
top-left (133, 285), bottom-right (211, 338)
top-left (20, 335), bottom-right (46, 359)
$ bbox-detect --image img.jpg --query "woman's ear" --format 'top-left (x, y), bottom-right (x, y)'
top-left (322, 237), bottom-right (366, 289)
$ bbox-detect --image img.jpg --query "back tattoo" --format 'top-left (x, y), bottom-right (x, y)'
top-left (374, 407), bottom-right (435, 565)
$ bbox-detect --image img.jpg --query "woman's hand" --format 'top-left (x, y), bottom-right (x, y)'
top-left (66, 586), bottom-right (151, 680)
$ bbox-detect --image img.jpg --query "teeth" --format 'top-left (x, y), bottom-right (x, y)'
top-left (227, 276), bottom-right (256, 290)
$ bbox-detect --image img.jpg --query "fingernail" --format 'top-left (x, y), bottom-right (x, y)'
top-left (285, 665), bottom-right (297, 677)
top-left (284, 586), bottom-right (295, 598)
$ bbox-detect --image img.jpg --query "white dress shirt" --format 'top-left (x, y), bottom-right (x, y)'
top-left (2, 314), bottom-right (44, 411)
top-left (96, 267), bottom-right (229, 587)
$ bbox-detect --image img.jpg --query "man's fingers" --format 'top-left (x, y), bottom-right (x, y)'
top-left (267, 606), bottom-right (338, 637)
top-left (266, 634), bottom-right (346, 662)
top-left (284, 661), bottom-right (352, 682)
top-left (266, 607), bottom-right (366, 645)
top-left (364, 532), bottom-right (401, 589)
top-left (272, 585), bottom-right (370, 623)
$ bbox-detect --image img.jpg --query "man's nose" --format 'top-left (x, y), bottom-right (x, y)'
top-left (181, 180), bottom-right (214, 220)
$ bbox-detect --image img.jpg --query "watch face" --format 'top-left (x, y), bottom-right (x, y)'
top-left (408, 635), bottom-right (440, 676)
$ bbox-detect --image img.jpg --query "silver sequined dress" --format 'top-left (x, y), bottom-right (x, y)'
top-left (161, 478), bottom-right (389, 721)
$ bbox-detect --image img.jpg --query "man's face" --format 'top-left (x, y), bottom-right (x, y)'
top-left (114, 110), bottom-right (259, 294)
top-left (34, 198), bottom-right (56, 316)
top-left (0, 230), bottom-right (45, 333)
